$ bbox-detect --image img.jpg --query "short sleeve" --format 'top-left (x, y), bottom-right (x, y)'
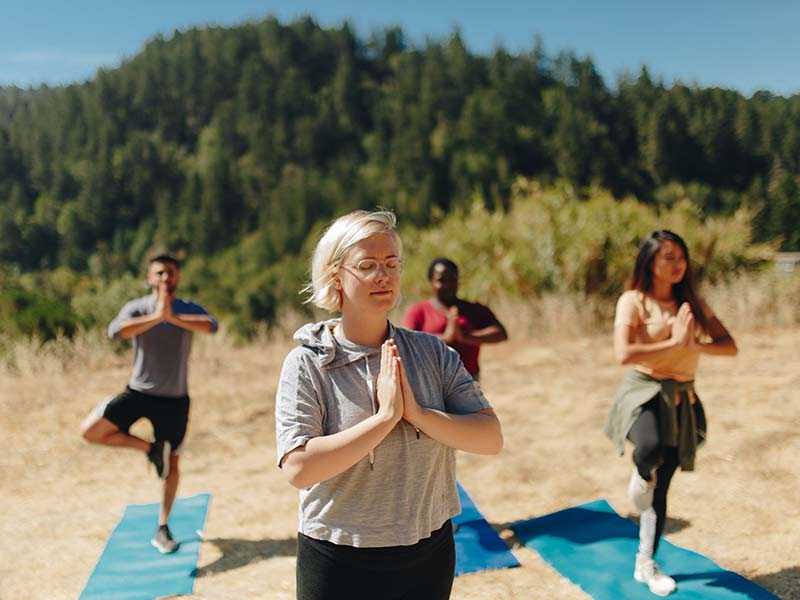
top-left (275, 349), bottom-right (325, 467)
top-left (614, 291), bottom-right (641, 329)
top-left (402, 303), bottom-right (423, 330)
top-left (438, 341), bottom-right (491, 414)
top-left (475, 303), bottom-right (498, 328)
top-left (179, 300), bottom-right (219, 333)
top-left (107, 299), bottom-right (144, 340)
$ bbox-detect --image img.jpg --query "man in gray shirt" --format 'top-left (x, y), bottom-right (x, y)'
top-left (81, 254), bottom-right (218, 553)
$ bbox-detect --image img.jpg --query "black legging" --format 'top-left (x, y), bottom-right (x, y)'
top-left (627, 398), bottom-right (681, 554)
top-left (296, 520), bottom-right (455, 600)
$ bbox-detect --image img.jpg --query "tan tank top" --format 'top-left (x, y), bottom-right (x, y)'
top-left (614, 290), bottom-right (712, 382)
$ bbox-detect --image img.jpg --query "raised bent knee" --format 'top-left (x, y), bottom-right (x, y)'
top-left (633, 442), bottom-right (663, 474)
top-left (81, 423), bottom-right (101, 443)
top-left (80, 417), bottom-right (114, 444)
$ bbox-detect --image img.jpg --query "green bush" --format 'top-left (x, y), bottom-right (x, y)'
top-left (0, 285), bottom-right (79, 341)
top-left (399, 178), bottom-right (776, 304)
top-left (70, 273), bottom-right (146, 331)
top-left (0, 178), bottom-right (783, 350)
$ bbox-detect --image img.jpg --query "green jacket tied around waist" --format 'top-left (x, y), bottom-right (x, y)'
top-left (604, 368), bottom-right (707, 471)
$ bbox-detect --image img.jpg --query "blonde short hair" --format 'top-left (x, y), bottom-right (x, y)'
top-left (305, 209), bottom-right (402, 312)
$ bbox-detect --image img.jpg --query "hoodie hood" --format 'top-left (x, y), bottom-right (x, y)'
top-left (293, 319), bottom-right (396, 369)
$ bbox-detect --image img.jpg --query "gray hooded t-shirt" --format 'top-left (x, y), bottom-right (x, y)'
top-left (275, 319), bottom-right (490, 547)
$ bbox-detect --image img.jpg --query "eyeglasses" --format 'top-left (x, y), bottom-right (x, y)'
top-left (342, 257), bottom-right (405, 278)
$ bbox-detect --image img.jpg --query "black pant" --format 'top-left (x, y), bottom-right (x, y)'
top-left (627, 399), bottom-right (680, 554)
top-left (296, 521), bottom-right (455, 600)
top-left (103, 386), bottom-right (190, 450)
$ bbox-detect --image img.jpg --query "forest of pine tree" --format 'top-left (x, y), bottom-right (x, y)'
top-left (0, 17), bottom-right (798, 337)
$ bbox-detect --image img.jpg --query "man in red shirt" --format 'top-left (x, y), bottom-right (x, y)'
top-left (402, 258), bottom-right (507, 379)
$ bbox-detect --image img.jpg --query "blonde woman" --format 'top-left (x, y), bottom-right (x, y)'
top-left (275, 209), bottom-right (503, 600)
top-left (605, 230), bottom-right (737, 596)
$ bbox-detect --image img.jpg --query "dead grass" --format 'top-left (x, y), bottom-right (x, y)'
top-left (1, 319), bottom-right (798, 599)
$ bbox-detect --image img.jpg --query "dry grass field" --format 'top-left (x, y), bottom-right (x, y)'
top-left (1, 319), bottom-right (798, 599)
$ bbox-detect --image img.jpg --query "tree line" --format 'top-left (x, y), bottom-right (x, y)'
top-left (0, 16), bottom-right (797, 331)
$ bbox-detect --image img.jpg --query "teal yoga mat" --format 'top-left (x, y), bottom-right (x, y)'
top-left (511, 498), bottom-right (778, 599)
top-left (79, 493), bottom-right (210, 600)
top-left (454, 482), bottom-right (520, 576)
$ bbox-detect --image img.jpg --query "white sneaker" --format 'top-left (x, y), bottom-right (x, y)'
top-left (628, 468), bottom-right (656, 512)
top-left (634, 557), bottom-right (676, 596)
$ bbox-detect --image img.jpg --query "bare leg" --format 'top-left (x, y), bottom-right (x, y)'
top-left (81, 415), bottom-right (150, 453)
top-left (159, 454), bottom-right (180, 525)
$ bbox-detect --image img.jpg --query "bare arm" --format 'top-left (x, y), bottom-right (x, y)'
top-left (280, 341), bottom-right (405, 489)
top-left (698, 315), bottom-right (737, 356)
top-left (399, 358), bottom-right (503, 455)
top-left (614, 324), bottom-right (680, 364)
top-left (614, 302), bottom-right (694, 365)
top-left (406, 407), bottom-right (503, 454)
top-left (115, 284), bottom-right (171, 340)
top-left (117, 312), bottom-right (165, 339)
top-left (438, 306), bottom-right (461, 345)
top-left (118, 308), bottom-right (215, 337)
top-left (280, 412), bottom-right (398, 489)
top-left (119, 284), bottom-right (216, 337)
top-left (116, 285), bottom-right (171, 339)
top-left (161, 288), bottom-right (217, 334)
top-left (459, 322), bottom-right (508, 346)
top-left (441, 305), bottom-right (508, 347)
top-left (166, 312), bottom-right (216, 334)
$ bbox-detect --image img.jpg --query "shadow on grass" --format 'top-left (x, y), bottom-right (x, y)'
top-left (497, 513), bottom-right (691, 539)
top-left (196, 537), bottom-right (296, 577)
top-left (493, 510), bottom-right (691, 556)
top-left (626, 513), bottom-right (692, 535)
top-left (752, 566), bottom-right (800, 600)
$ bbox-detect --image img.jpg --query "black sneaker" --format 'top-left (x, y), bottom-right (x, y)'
top-left (151, 524), bottom-right (180, 554)
top-left (147, 440), bottom-right (171, 480)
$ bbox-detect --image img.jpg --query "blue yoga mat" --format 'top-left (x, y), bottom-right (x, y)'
top-left (79, 493), bottom-right (210, 600)
top-left (454, 482), bottom-right (520, 576)
top-left (511, 498), bottom-right (778, 600)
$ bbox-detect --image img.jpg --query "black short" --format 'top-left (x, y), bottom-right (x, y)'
top-left (102, 387), bottom-right (190, 451)
top-left (296, 520), bottom-right (455, 600)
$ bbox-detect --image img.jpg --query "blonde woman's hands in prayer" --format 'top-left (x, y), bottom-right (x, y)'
top-left (376, 340), bottom-right (404, 425)
top-left (397, 354), bottom-right (423, 425)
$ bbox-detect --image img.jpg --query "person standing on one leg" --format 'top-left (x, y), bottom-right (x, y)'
top-left (81, 254), bottom-right (218, 554)
top-left (402, 258), bottom-right (507, 380)
top-left (604, 231), bottom-right (736, 596)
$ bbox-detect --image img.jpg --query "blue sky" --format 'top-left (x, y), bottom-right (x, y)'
top-left (1, 0), bottom-right (798, 96)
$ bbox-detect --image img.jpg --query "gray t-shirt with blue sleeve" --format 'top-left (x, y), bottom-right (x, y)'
top-left (275, 319), bottom-right (491, 548)
top-left (108, 294), bottom-right (218, 397)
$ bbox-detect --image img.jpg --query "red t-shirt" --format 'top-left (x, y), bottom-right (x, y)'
top-left (401, 299), bottom-right (497, 376)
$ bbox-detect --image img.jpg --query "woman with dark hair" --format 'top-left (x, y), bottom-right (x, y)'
top-left (604, 230), bottom-right (737, 596)
top-left (402, 258), bottom-right (507, 380)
